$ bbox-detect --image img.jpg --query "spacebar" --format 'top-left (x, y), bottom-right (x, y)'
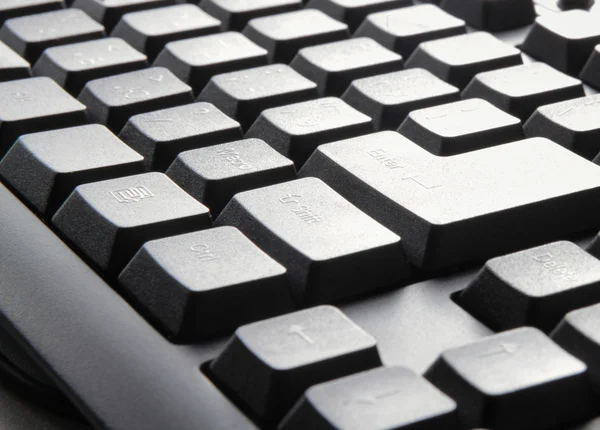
top-left (0, 183), bottom-right (255, 430)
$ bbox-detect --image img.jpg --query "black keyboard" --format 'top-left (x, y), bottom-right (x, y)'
top-left (4, 1), bottom-right (600, 429)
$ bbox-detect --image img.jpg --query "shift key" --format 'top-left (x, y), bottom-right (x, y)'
top-left (300, 132), bottom-right (600, 270)
top-left (215, 177), bottom-right (408, 305)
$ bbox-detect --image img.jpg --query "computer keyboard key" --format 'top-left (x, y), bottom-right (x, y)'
top-left (425, 327), bottom-right (594, 430)
top-left (552, 303), bottom-right (600, 392)
top-left (209, 305), bottom-right (382, 423)
top-left (0, 0), bottom-right (65, 27)
top-left (119, 226), bottom-right (293, 340)
top-left (462, 62), bottom-right (584, 121)
top-left (153, 32), bottom-right (268, 95)
top-left (353, 4), bottom-right (466, 59)
top-left (524, 94), bottom-right (600, 160)
top-left (119, 102), bottom-right (242, 171)
top-left (243, 9), bottom-right (349, 64)
top-left (305, 0), bottom-right (411, 32)
top-left (459, 241), bottom-right (600, 333)
top-left (300, 133), bottom-right (600, 270)
top-left (0, 9), bottom-right (105, 64)
top-left (52, 172), bottom-right (211, 276)
top-left (522, 10), bottom-right (600, 76)
top-left (441, 0), bottom-right (536, 31)
top-left (291, 38), bottom-right (403, 96)
top-left (397, 98), bottom-right (523, 155)
top-left (0, 77), bottom-right (86, 158)
top-left (279, 366), bottom-right (461, 430)
top-left (0, 41), bottom-right (31, 82)
top-left (200, 0), bottom-right (302, 31)
top-left (167, 138), bottom-right (296, 215)
top-left (406, 32), bottom-right (523, 90)
top-left (216, 177), bottom-right (408, 305)
top-left (342, 68), bottom-right (460, 131)
top-left (33, 38), bottom-right (148, 96)
top-left (0, 124), bottom-right (144, 217)
top-left (111, 5), bottom-right (220, 62)
top-left (246, 97), bottom-right (373, 167)
top-left (198, 64), bottom-right (318, 130)
top-left (78, 66), bottom-right (193, 132)
top-left (580, 45), bottom-right (600, 90)
top-left (72, 0), bottom-right (176, 31)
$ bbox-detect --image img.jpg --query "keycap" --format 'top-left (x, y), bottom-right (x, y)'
top-left (522, 10), bottom-right (600, 76)
top-left (78, 67), bottom-right (193, 132)
top-left (0, 124), bottom-right (144, 218)
top-left (0, 0), bottom-right (65, 27)
top-left (72, 0), bottom-right (176, 31)
top-left (353, 4), bottom-right (466, 59)
top-left (524, 94), bottom-right (600, 160)
top-left (200, 0), bottom-right (302, 31)
top-left (119, 226), bottom-right (293, 340)
top-left (216, 177), bottom-right (409, 304)
top-left (0, 9), bottom-right (105, 64)
top-left (406, 32), bottom-right (523, 90)
top-left (33, 37), bottom-right (148, 96)
top-left (580, 45), bottom-right (600, 90)
top-left (0, 77), bottom-right (86, 158)
top-left (342, 68), bottom-right (460, 131)
top-left (291, 38), bottom-right (403, 96)
top-left (111, 5), bottom-right (220, 62)
top-left (425, 327), bottom-right (594, 430)
top-left (552, 303), bottom-right (600, 392)
top-left (441, 0), bottom-right (536, 31)
top-left (397, 98), bottom-right (523, 155)
top-left (279, 367), bottom-right (461, 430)
top-left (167, 138), bottom-right (296, 214)
top-left (153, 32), bottom-right (268, 95)
top-left (299, 133), bottom-right (600, 270)
top-left (198, 64), bottom-right (318, 130)
top-left (306, 0), bottom-right (411, 32)
top-left (209, 305), bottom-right (382, 424)
top-left (119, 102), bottom-right (242, 171)
top-left (462, 62), bottom-right (584, 121)
top-left (243, 9), bottom-right (349, 64)
top-left (459, 241), bottom-right (600, 333)
top-left (0, 41), bottom-right (31, 82)
top-left (246, 97), bottom-right (373, 167)
top-left (52, 172), bottom-right (211, 276)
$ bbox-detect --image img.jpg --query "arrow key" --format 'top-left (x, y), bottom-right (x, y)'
top-left (209, 305), bottom-right (381, 425)
top-left (280, 366), bottom-right (461, 430)
top-left (425, 327), bottom-right (595, 430)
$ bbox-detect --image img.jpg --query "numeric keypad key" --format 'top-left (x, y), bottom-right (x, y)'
top-left (210, 306), bottom-right (382, 424)
top-left (78, 67), bottom-right (193, 132)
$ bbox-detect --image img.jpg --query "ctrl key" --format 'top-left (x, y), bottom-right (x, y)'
top-left (280, 367), bottom-right (460, 430)
top-left (209, 306), bottom-right (382, 425)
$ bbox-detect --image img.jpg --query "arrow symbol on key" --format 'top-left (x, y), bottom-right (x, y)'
top-left (288, 325), bottom-right (314, 344)
top-left (478, 342), bottom-right (518, 359)
top-left (349, 389), bottom-right (403, 405)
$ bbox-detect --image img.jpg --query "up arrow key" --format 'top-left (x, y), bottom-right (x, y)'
top-left (479, 342), bottom-right (518, 359)
top-left (288, 325), bottom-right (314, 345)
